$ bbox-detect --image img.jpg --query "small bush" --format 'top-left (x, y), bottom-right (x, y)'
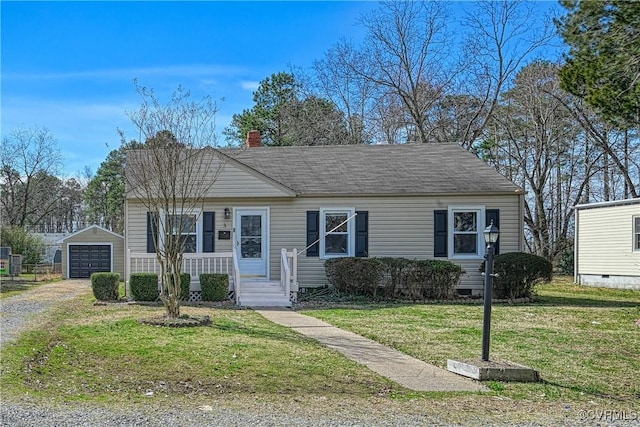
top-left (91, 272), bottom-right (120, 301)
top-left (325, 258), bottom-right (386, 297)
top-left (558, 249), bottom-right (574, 276)
top-left (167, 273), bottom-right (190, 301)
top-left (421, 259), bottom-right (464, 300)
top-left (377, 257), bottom-right (414, 297)
top-left (492, 252), bottom-right (552, 300)
top-left (130, 273), bottom-right (159, 301)
top-left (399, 259), bottom-right (463, 300)
top-left (326, 257), bottom-right (463, 300)
top-left (200, 273), bottom-right (229, 301)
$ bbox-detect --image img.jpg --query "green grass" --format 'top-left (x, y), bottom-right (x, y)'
top-left (0, 298), bottom-right (394, 406)
top-left (301, 277), bottom-right (640, 403)
top-left (1, 276), bottom-right (639, 424)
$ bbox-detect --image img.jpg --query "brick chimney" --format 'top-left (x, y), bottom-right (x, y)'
top-left (246, 130), bottom-right (261, 148)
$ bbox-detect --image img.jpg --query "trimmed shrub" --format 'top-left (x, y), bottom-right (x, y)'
top-left (325, 257), bottom-right (386, 296)
top-left (492, 252), bottom-right (553, 300)
top-left (200, 273), bottom-right (229, 301)
top-left (91, 272), bottom-right (120, 301)
top-left (130, 273), bottom-right (159, 301)
top-left (400, 259), bottom-right (464, 300)
top-left (421, 259), bottom-right (464, 300)
top-left (167, 273), bottom-right (190, 301)
top-left (325, 257), bottom-right (463, 300)
top-left (377, 257), bottom-right (414, 297)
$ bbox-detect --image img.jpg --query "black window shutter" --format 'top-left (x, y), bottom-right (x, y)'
top-left (306, 211), bottom-right (320, 257)
top-left (485, 209), bottom-right (500, 254)
top-left (203, 212), bottom-right (215, 253)
top-left (146, 212), bottom-right (158, 253)
top-left (434, 210), bottom-right (448, 257)
top-left (355, 211), bottom-right (369, 257)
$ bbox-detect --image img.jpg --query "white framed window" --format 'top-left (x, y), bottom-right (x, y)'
top-left (160, 209), bottom-right (202, 253)
top-left (448, 206), bottom-right (485, 258)
top-left (634, 216), bottom-right (640, 251)
top-left (320, 208), bottom-right (355, 259)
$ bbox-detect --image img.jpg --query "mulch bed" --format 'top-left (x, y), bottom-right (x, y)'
top-left (138, 314), bottom-right (212, 328)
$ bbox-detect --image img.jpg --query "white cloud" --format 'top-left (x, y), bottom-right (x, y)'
top-left (2, 95), bottom-right (234, 176)
top-left (2, 64), bottom-right (247, 82)
top-left (240, 81), bottom-right (260, 91)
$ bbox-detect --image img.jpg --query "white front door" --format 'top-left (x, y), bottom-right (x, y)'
top-left (234, 208), bottom-right (269, 277)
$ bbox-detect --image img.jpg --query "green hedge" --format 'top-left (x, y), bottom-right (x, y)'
top-left (91, 272), bottom-right (120, 301)
top-left (492, 252), bottom-right (553, 300)
top-left (130, 273), bottom-right (159, 301)
top-left (167, 273), bottom-right (191, 301)
top-left (325, 257), bottom-right (464, 300)
top-left (200, 273), bottom-right (229, 301)
top-left (325, 258), bottom-right (386, 297)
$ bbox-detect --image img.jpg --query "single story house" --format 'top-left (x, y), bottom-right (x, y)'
top-left (574, 198), bottom-right (640, 290)
top-left (125, 132), bottom-right (525, 306)
top-left (59, 225), bottom-right (125, 280)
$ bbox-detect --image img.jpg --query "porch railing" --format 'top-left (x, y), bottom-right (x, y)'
top-left (127, 250), bottom-right (233, 290)
top-left (126, 248), bottom-right (297, 305)
top-left (281, 248), bottom-right (298, 302)
top-left (232, 247), bottom-right (241, 305)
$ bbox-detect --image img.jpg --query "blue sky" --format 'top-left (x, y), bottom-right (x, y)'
top-left (1, 1), bottom-right (561, 177)
top-left (2, 1), bottom-right (379, 176)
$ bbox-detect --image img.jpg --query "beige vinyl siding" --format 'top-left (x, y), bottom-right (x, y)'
top-left (125, 151), bottom-right (294, 200)
top-left (127, 193), bottom-right (522, 292)
top-left (577, 203), bottom-right (640, 277)
top-left (61, 227), bottom-right (125, 279)
top-left (206, 161), bottom-right (294, 198)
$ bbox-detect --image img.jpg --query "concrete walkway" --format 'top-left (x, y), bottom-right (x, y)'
top-left (255, 308), bottom-right (487, 393)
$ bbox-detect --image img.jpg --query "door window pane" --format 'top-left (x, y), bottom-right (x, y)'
top-left (240, 215), bottom-right (262, 258)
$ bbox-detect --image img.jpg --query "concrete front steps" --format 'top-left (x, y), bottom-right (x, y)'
top-left (237, 279), bottom-right (291, 307)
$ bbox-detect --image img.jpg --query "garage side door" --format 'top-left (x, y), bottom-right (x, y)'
top-left (69, 245), bottom-right (111, 278)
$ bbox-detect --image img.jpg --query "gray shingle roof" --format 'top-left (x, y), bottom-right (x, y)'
top-left (225, 143), bottom-right (522, 196)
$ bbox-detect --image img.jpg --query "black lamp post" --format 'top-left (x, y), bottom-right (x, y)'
top-left (482, 220), bottom-right (500, 362)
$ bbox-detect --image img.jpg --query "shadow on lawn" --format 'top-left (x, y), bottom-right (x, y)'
top-left (212, 319), bottom-right (319, 346)
top-left (0, 281), bottom-right (39, 294)
top-left (534, 295), bottom-right (640, 308)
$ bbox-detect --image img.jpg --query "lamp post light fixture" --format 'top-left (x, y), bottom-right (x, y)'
top-left (482, 220), bottom-right (500, 362)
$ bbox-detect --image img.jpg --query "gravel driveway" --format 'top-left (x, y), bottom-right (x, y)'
top-left (1, 279), bottom-right (91, 348)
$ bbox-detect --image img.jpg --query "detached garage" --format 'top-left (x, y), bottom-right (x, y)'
top-left (59, 225), bottom-right (125, 279)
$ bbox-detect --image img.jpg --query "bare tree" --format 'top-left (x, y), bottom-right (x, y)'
top-left (313, 41), bottom-right (377, 144)
top-left (454, 0), bottom-right (557, 149)
top-left (487, 62), bottom-right (588, 260)
top-left (343, 1), bottom-right (455, 143)
top-left (123, 83), bottom-right (223, 318)
top-left (0, 127), bottom-right (63, 228)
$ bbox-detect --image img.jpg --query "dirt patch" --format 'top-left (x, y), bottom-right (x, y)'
top-left (138, 314), bottom-right (212, 327)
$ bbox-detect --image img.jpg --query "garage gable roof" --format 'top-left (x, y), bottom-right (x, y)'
top-left (57, 225), bottom-right (124, 244)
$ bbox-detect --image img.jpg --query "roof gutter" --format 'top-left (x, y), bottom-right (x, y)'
top-left (573, 198), bottom-right (640, 211)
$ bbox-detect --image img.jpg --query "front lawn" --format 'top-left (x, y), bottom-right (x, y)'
top-left (301, 277), bottom-right (640, 402)
top-left (1, 277), bottom-right (638, 424)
